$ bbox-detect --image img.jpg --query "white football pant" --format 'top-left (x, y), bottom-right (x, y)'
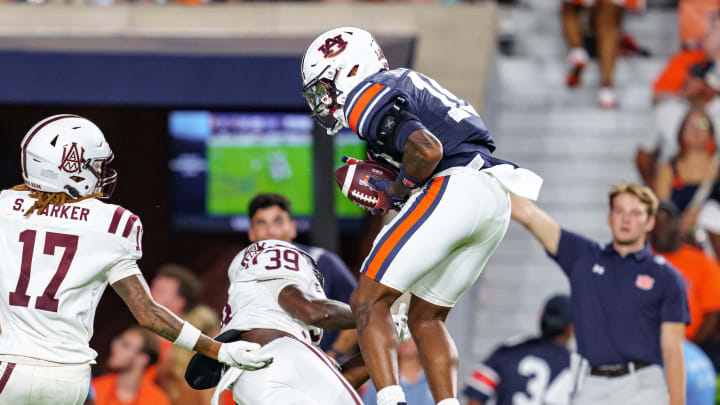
top-left (361, 166), bottom-right (511, 307)
top-left (224, 337), bottom-right (363, 405)
top-left (0, 361), bottom-right (90, 405)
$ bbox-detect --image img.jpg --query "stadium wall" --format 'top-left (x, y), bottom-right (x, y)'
top-left (0, 2), bottom-right (497, 112)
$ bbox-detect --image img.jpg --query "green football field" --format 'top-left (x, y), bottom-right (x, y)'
top-left (206, 138), bottom-right (365, 218)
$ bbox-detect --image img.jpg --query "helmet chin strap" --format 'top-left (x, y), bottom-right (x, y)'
top-left (327, 108), bottom-right (346, 135)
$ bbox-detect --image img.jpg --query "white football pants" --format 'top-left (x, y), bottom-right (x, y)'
top-left (223, 337), bottom-right (363, 405)
top-left (361, 166), bottom-right (512, 307)
top-left (0, 361), bottom-right (90, 405)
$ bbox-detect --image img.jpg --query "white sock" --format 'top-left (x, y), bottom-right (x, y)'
top-left (568, 47), bottom-right (589, 64)
top-left (377, 385), bottom-right (406, 405)
top-left (437, 399), bottom-right (460, 405)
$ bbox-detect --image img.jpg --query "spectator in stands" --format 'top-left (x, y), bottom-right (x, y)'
top-left (159, 305), bottom-right (221, 405)
top-left (653, 55), bottom-right (713, 105)
top-left (511, 183), bottom-right (689, 405)
top-left (149, 264), bottom-right (202, 386)
top-left (637, 63), bottom-right (720, 188)
top-left (680, 1), bottom-right (719, 48)
top-left (683, 340), bottom-right (717, 405)
top-left (653, 1), bottom-right (719, 103)
top-left (247, 193), bottom-right (359, 361)
top-left (650, 201), bottom-right (720, 346)
top-left (653, 109), bottom-right (717, 212)
top-left (93, 326), bottom-right (170, 405)
top-left (463, 294), bottom-right (574, 405)
top-left (652, 109), bottom-right (718, 232)
top-left (150, 264), bottom-right (201, 318)
top-left (562, 0), bottom-right (640, 108)
top-left (697, 184), bottom-right (720, 258)
top-left (361, 337), bottom-right (434, 405)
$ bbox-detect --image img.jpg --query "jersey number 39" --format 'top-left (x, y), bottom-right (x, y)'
top-left (264, 248), bottom-right (300, 271)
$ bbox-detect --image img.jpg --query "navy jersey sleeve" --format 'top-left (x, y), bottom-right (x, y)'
top-left (344, 68), bottom-right (499, 176)
top-left (660, 264), bottom-right (691, 324)
top-left (343, 79), bottom-right (409, 141)
top-left (463, 349), bottom-right (503, 402)
top-left (343, 70), bottom-right (428, 166)
top-left (548, 229), bottom-right (599, 277)
top-left (317, 250), bottom-right (357, 303)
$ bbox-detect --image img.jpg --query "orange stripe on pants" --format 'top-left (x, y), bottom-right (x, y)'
top-left (364, 177), bottom-right (445, 280)
top-left (348, 84), bottom-right (385, 133)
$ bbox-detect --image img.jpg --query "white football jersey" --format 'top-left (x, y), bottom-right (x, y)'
top-left (0, 189), bottom-right (143, 364)
top-left (221, 240), bottom-right (326, 345)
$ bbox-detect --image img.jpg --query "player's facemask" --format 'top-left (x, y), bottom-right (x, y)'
top-left (84, 153), bottom-right (118, 199)
top-left (302, 68), bottom-right (346, 136)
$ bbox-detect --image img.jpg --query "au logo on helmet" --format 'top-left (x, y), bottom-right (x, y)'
top-left (58, 142), bottom-right (86, 174)
top-left (318, 35), bottom-right (348, 59)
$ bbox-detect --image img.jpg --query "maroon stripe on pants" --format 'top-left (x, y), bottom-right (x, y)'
top-left (297, 340), bottom-right (362, 405)
top-left (0, 362), bottom-right (16, 395)
top-left (107, 206), bottom-right (126, 234)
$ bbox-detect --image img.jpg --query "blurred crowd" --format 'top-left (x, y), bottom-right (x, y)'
top-left (636, 2), bottom-right (720, 403)
top-left (0, 0), bottom-right (475, 5)
top-left (566, 0), bottom-right (720, 404)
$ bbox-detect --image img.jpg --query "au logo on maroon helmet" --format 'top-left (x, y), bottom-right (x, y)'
top-left (58, 142), bottom-right (86, 174)
top-left (318, 35), bottom-right (348, 59)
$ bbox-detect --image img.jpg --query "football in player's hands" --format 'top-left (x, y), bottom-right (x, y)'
top-left (335, 159), bottom-right (398, 212)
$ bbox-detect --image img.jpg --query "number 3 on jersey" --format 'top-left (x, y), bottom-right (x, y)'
top-left (9, 229), bottom-right (78, 312)
top-left (513, 356), bottom-right (551, 405)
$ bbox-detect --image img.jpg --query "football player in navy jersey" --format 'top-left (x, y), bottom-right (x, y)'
top-left (463, 295), bottom-right (574, 405)
top-left (301, 27), bottom-right (543, 405)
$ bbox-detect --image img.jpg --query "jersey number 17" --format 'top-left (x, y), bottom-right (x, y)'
top-left (8, 229), bottom-right (78, 313)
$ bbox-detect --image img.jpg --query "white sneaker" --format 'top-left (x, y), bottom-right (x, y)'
top-left (566, 47), bottom-right (589, 88)
top-left (597, 87), bottom-right (618, 109)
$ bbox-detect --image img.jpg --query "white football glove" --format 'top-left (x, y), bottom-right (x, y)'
top-left (217, 340), bottom-right (273, 371)
top-left (392, 302), bottom-right (411, 343)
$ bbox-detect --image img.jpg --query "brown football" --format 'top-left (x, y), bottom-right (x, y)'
top-left (335, 161), bottom-right (398, 211)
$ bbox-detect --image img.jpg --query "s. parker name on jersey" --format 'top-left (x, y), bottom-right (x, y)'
top-left (12, 198), bottom-right (90, 222)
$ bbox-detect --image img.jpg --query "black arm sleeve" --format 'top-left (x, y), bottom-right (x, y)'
top-left (375, 96), bottom-right (422, 157)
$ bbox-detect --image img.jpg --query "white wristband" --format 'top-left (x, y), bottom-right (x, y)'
top-left (174, 321), bottom-right (202, 351)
